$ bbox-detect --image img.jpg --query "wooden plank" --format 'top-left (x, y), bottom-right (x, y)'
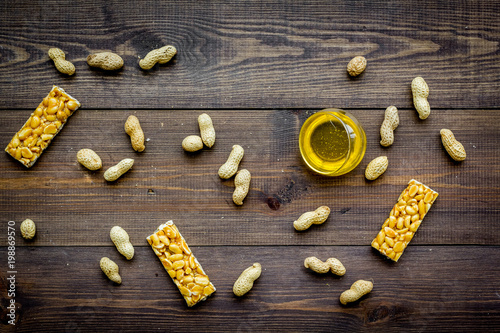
top-left (0, 109), bottom-right (499, 246)
top-left (1, 246), bottom-right (499, 332)
top-left (0, 0), bottom-right (499, 109)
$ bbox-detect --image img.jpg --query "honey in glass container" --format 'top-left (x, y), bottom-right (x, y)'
top-left (299, 109), bottom-right (366, 176)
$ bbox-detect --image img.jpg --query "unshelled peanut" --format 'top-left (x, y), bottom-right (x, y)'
top-left (139, 45), bottom-right (177, 70)
top-left (77, 149), bottom-right (102, 170)
top-left (110, 226), bottom-right (134, 260)
top-left (87, 52), bottom-right (124, 70)
top-left (124, 115), bottom-right (145, 152)
top-left (182, 135), bottom-right (203, 152)
top-left (293, 206), bottom-right (330, 231)
top-left (20, 219), bottom-right (36, 240)
top-left (340, 280), bottom-right (373, 305)
top-left (380, 106), bottom-right (399, 147)
top-left (365, 156), bottom-right (388, 180)
top-left (100, 257), bottom-right (122, 284)
top-left (218, 145), bottom-right (244, 179)
top-left (233, 263), bottom-right (261, 296)
top-left (198, 113), bottom-right (216, 148)
top-left (440, 129), bottom-right (466, 161)
top-left (48, 48), bottom-right (75, 75)
top-left (233, 169), bottom-right (251, 205)
top-left (104, 158), bottom-right (134, 181)
top-left (304, 257), bottom-right (346, 276)
top-left (347, 56), bottom-right (367, 76)
top-left (412, 77), bottom-right (430, 120)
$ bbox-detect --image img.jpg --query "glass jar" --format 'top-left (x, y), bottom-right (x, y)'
top-left (299, 108), bottom-right (366, 176)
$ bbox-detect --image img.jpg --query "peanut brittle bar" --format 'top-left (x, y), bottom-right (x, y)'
top-left (371, 179), bottom-right (438, 262)
top-left (147, 221), bottom-right (216, 307)
top-left (5, 86), bottom-right (81, 168)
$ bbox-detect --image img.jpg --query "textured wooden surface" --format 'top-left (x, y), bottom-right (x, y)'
top-left (1, 1), bottom-right (500, 332)
top-left (0, 0), bottom-right (499, 109)
top-left (0, 109), bottom-right (499, 247)
top-left (2, 246), bottom-right (500, 332)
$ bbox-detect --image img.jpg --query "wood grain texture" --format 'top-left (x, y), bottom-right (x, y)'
top-left (0, 109), bottom-right (499, 246)
top-left (1, 246), bottom-right (499, 332)
top-left (1, 1), bottom-right (500, 331)
top-left (0, 0), bottom-right (499, 109)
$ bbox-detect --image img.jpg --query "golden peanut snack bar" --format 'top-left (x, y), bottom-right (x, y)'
top-left (5, 86), bottom-right (81, 168)
top-left (147, 221), bottom-right (216, 307)
top-left (371, 179), bottom-right (438, 262)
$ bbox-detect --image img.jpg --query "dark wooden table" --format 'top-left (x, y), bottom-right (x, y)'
top-left (1, 1), bottom-right (499, 332)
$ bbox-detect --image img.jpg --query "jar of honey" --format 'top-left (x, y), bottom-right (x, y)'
top-left (299, 108), bottom-right (366, 176)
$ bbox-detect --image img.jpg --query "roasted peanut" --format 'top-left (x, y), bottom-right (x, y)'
top-left (412, 77), bottom-right (430, 120)
top-left (139, 45), bottom-right (177, 70)
top-left (87, 52), bottom-right (124, 70)
top-left (380, 106), bottom-right (399, 147)
top-left (293, 206), bottom-right (330, 231)
top-left (124, 115), bottom-right (145, 152)
top-left (218, 145), bottom-right (244, 179)
top-left (233, 263), bottom-right (261, 296)
top-left (440, 129), bottom-right (466, 161)
top-left (340, 280), bottom-right (373, 305)
top-left (100, 257), bottom-right (122, 284)
top-left (365, 156), bottom-right (388, 180)
top-left (347, 56), bottom-right (367, 76)
top-left (182, 135), bottom-right (203, 152)
top-left (67, 100), bottom-right (79, 111)
top-left (304, 257), bottom-right (345, 276)
top-left (48, 48), bottom-right (75, 75)
top-left (104, 158), bottom-right (134, 181)
top-left (110, 226), bottom-right (134, 260)
top-left (198, 113), bottom-right (215, 148)
top-left (233, 169), bottom-right (251, 205)
top-left (77, 149), bottom-right (102, 170)
top-left (20, 219), bottom-right (36, 240)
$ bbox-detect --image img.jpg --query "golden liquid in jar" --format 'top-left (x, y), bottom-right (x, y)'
top-left (299, 110), bottom-right (366, 176)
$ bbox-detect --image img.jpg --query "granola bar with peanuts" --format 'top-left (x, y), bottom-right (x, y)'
top-left (5, 86), bottom-right (81, 168)
top-left (371, 179), bottom-right (438, 262)
top-left (147, 221), bottom-right (216, 307)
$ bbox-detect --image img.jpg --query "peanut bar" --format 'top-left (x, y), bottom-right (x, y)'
top-left (371, 179), bottom-right (438, 262)
top-left (5, 85), bottom-right (81, 168)
top-left (147, 221), bottom-right (216, 307)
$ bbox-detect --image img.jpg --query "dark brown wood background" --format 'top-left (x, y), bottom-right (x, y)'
top-left (1, 1), bottom-right (499, 332)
